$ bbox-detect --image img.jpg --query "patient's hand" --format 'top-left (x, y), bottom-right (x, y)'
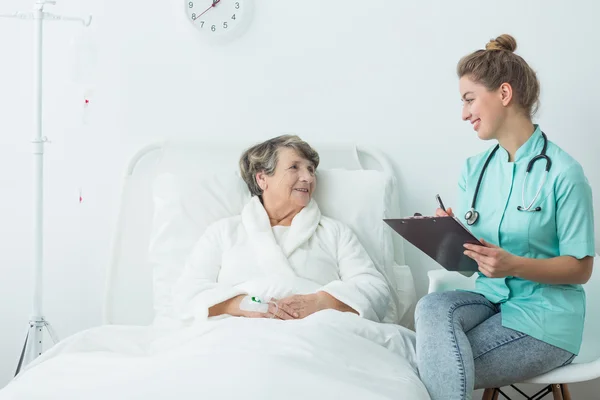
top-left (210, 295), bottom-right (296, 319)
top-left (277, 292), bottom-right (357, 319)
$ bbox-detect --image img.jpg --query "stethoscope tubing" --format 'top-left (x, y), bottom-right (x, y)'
top-left (465, 132), bottom-right (551, 226)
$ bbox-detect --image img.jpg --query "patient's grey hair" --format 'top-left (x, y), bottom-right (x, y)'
top-left (239, 135), bottom-right (320, 197)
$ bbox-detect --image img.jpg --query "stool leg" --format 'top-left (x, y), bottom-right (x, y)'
top-left (561, 384), bottom-right (572, 400)
top-left (482, 388), bottom-right (499, 400)
top-left (551, 384), bottom-right (564, 400)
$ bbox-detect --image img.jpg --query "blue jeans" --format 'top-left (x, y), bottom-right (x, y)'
top-left (415, 291), bottom-right (576, 400)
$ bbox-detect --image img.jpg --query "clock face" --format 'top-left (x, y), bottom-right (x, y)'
top-left (185, 0), bottom-right (250, 38)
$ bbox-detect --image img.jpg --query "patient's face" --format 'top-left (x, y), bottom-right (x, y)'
top-left (459, 76), bottom-right (506, 141)
top-left (261, 147), bottom-right (316, 209)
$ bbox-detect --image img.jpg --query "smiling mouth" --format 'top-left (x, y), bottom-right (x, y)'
top-left (294, 188), bottom-right (309, 193)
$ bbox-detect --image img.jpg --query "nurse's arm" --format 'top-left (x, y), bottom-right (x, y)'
top-left (512, 255), bottom-right (594, 285)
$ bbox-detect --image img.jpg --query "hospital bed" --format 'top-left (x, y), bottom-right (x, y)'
top-left (0, 141), bottom-right (429, 400)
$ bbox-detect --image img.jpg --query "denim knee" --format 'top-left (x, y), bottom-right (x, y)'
top-left (415, 292), bottom-right (449, 324)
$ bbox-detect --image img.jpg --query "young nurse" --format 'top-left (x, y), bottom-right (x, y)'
top-left (415, 34), bottom-right (596, 400)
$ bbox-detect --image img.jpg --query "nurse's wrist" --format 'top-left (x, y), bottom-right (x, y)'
top-left (508, 255), bottom-right (525, 278)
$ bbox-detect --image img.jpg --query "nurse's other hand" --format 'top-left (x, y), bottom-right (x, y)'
top-left (463, 239), bottom-right (516, 278)
top-left (435, 207), bottom-right (454, 217)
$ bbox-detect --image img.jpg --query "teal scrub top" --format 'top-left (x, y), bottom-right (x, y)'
top-left (457, 125), bottom-right (596, 355)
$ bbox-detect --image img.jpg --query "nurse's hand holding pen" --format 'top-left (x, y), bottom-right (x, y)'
top-left (435, 207), bottom-right (454, 218)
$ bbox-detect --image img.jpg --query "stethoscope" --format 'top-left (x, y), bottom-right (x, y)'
top-left (464, 132), bottom-right (552, 226)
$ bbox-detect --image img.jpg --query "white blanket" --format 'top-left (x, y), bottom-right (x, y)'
top-left (0, 311), bottom-right (430, 400)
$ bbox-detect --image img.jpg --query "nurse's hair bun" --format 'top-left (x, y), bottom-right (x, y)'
top-left (485, 34), bottom-right (517, 52)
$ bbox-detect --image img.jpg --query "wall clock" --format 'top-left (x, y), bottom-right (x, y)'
top-left (185, 0), bottom-right (252, 40)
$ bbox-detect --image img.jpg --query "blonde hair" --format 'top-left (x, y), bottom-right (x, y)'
top-left (239, 134), bottom-right (320, 197)
top-left (457, 34), bottom-right (540, 117)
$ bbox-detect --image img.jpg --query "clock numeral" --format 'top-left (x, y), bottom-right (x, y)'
top-left (223, 21), bottom-right (228, 29)
top-left (211, 25), bottom-right (216, 32)
top-left (200, 21), bottom-right (205, 27)
top-left (231, 14), bottom-right (236, 20)
top-left (188, 1), bottom-right (194, 8)
top-left (235, 2), bottom-right (240, 9)
top-left (191, 13), bottom-right (196, 20)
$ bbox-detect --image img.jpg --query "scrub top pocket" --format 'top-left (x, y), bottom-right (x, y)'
top-left (500, 208), bottom-right (533, 256)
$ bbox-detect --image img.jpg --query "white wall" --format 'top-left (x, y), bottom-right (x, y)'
top-left (0, 0), bottom-right (598, 395)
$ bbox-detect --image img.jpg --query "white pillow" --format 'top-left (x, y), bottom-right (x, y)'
top-left (148, 168), bottom-right (405, 324)
top-left (313, 169), bottom-right (395, 275)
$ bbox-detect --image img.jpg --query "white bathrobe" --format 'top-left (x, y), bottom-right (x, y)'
top-left (173, 196), bottom-right (391, 323)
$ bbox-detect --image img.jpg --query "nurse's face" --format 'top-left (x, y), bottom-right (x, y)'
top-left (460, 76), bottom-right (508, 141)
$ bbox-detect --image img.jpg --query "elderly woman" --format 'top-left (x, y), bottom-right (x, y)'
top-left (173, 135), bottom-right (391, 323)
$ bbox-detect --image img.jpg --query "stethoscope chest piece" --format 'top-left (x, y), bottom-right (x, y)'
top-left (464, 208), bottom-right (479, 226)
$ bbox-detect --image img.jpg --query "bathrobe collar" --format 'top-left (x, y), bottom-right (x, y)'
top-left (241, 196), bottom-right (322, 276)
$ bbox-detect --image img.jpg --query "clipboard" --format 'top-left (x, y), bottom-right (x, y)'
top-left (384, 215), bottom-right (482, 272)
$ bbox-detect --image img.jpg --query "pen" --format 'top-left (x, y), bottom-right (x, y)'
top-left (435, 194), bottom-right (447, 213)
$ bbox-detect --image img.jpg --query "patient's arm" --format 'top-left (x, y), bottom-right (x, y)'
top-left (316, 292), bottom-right (358, 314)
top-left (174, 222), bottom-right (296, 321)
top-left (317, 223), bottom-right (392, 322)
top-left (209, 295), bottom-right (242, 317)
top-left (173, 222), bottom-right (247, 322)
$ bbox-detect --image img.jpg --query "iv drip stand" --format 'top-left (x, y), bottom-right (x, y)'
top-left (0, 0), bottom-right (92, 376)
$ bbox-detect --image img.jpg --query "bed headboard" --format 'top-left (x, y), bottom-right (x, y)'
top-left (103, 141), bottom-right (411, 326)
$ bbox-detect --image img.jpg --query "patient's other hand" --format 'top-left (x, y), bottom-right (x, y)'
top-left (276, 294), bottom-right (322, 319)
top-left (277, 292), bottom-right (357, 319)
top-left (435, 207), bottom-right (454, 217)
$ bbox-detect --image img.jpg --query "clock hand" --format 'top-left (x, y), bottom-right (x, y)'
top-left (195, 0), bottom-right (221, 21)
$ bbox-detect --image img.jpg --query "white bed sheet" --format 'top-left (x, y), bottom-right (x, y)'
top-left (0, 311), bottom-right (429, 400)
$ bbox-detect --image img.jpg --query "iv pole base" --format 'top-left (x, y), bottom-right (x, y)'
top-left (14, 318), bottom-right (58, 377)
